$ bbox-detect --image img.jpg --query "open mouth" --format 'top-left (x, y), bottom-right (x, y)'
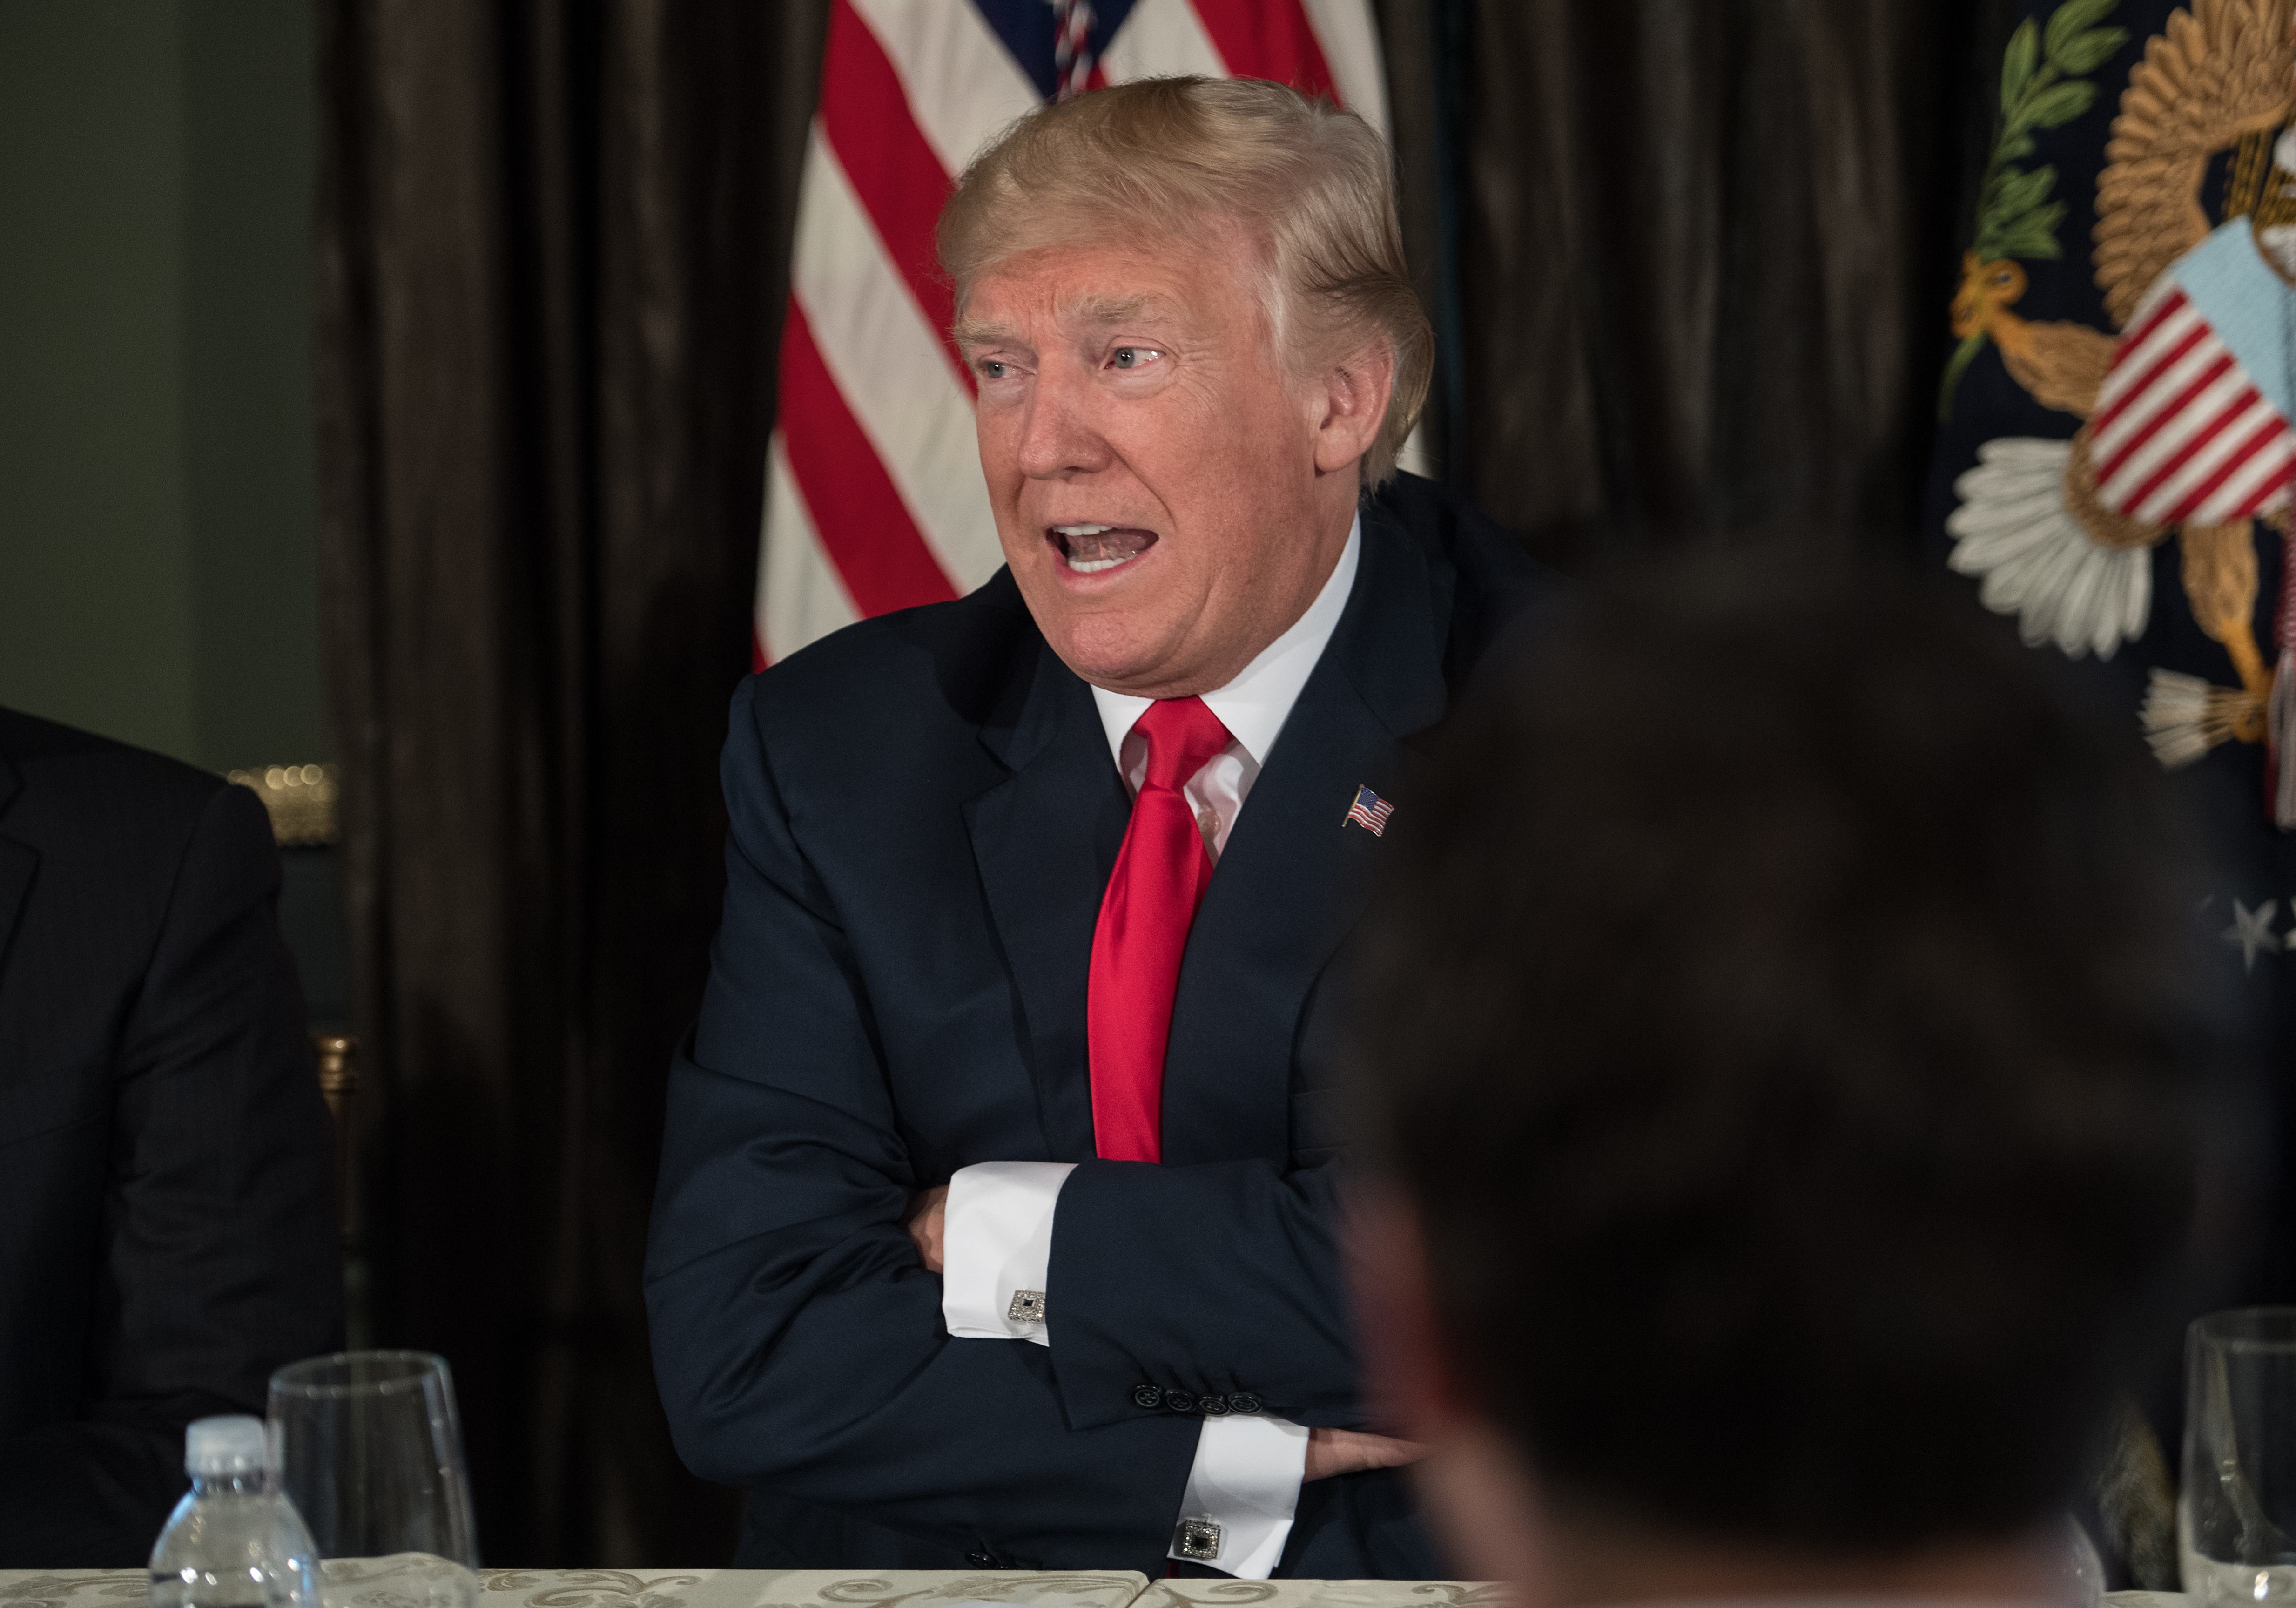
top-left (1050, 523), bottom-right (1157, 574)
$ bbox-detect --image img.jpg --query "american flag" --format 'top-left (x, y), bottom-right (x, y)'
top-left (1344, 783), bottom-right (1394, 836)
top-left (2091, 223), bottom-right (2296, 529)
top-left (753, 0), bottom-right (1393, 667)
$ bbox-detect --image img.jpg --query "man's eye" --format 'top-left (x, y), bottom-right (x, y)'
top-left (1111, 347), bottom-right (1162, 370)
top-left (979, 359), bottom-right (1010, 380)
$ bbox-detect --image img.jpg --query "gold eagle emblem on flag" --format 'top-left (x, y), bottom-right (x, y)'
top-left (1943, 0), bottom-right (2296, 810)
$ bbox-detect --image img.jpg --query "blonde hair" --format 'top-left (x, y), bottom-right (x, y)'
top-left (938, 76), bottom-right (1431, 485)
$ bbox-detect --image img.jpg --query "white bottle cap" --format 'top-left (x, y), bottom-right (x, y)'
top-left (185, 1415), bottom-right (266, 1477)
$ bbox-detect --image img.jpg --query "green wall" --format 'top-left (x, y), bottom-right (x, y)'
top-left (0, 0), bottom-right (327, 772)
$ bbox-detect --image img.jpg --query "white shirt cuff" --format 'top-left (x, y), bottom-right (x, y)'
top-left (1167, 1413), bottom-right (1309, 1578)
top-left (939, 1160), bottom-right (1075, 1347)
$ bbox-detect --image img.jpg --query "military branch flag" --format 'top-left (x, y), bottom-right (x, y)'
top-left (754, 0), bottom-right (1391, 667)
top-left (1923, 0), bottom-right (2296, 1542)
top-left (1926, 0), bottom-right (2295, 821)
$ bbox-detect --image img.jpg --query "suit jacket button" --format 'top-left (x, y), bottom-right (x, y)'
top-left (1227, 1392), bottom-right (1263, 1415)
top-left (966, 1548), bottom-right (995, 1567)
top-left (1163, 1389), bottom-right (1197, 1413)
top-left (1131, 1384), bottom-right (1164, 1410)
top-left (1199, 1393), bottom-right (1230, 1416)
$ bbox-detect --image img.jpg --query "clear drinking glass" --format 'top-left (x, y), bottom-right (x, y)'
top-left (2182, 1308), bottom-right (2296, 1607)
top-left (267, 1351), bottom-right (480, 1608)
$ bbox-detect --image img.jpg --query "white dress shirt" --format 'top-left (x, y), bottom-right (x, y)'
top-left (938, 516), bottom-right (1361, 1579)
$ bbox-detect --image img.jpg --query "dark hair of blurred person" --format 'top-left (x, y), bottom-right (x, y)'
top-left (1346, 551), bottom-right (2217, 1604)
top-left (0, 708), bottom-right (342, 1564)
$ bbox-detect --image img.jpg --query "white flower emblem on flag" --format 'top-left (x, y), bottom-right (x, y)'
top-left (1946, 436), bottom-right (2152, 660)
top-left (753, 0), bottom-right (1393, 668)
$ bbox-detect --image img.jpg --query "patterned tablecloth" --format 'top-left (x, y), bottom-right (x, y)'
top-left (0, 1572), bottom-right (2188, 1608)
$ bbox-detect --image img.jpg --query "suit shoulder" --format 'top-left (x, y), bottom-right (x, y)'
top-left (1374, 473), bottom-right (1557, 601)
top-left (1369, 474), bottom-right (1564, 677)
top-left (0, 706), bottom-right (230, 828)
top-left (738, 574), bottom-right (1039, 759)
top-left (0, 709), bottom-right (264, 949)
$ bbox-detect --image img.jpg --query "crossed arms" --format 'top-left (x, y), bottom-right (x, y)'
top-left (643, 680), bottom-right (1408, 1570)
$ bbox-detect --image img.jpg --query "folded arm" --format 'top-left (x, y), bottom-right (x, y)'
top-left (645, 685), bottom-right (1200, 1569)
top-left (919, 1129), bottom-right (1417, 1575)
top-left (1046, 1155), bottom-right (1363, 1428)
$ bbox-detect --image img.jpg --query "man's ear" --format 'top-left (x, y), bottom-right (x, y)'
top-left (1346, 1178), bottom-right (1470, 1439)
top-left (1311, 336), bottom-right (1398, 476)
top-left (1349, 1181), bottom-right (1559, 1597)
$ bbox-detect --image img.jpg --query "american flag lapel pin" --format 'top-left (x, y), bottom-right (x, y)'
top-left (1343, 784), bottom-right (1394, 837)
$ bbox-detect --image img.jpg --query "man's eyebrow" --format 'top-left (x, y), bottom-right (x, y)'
top-left (1070, 293), bottom-right (1170, 325)
top-left (952, 318), bottom-right (1022, 350)
top-left (952, 295), bottom-right (1179, 349)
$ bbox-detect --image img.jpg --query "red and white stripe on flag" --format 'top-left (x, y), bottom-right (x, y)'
top-left (2091, 284), bottom-right (2296, 528)
top-left (753, 0), bottom-right (1391, 668)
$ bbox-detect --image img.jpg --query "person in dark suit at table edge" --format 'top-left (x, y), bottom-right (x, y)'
top-left (0, 708), bottom-right (343, 1565)
top-left (644, 77), bottom-right (1557, 1576)
top-left (1347, 557), bottom-right (2228, 1604)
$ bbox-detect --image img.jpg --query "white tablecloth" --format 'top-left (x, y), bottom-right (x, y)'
top-left (0, 1571), bottom-right (2189, 1608)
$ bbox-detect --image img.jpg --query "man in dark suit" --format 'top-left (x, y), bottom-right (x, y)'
top-left (646, 76), bottom-right (1551, 1575)
top-left (0, 708), bottom-right (343, 1564)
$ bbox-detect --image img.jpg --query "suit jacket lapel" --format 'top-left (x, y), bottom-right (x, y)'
top-left (963, 635), bottom-right (1131, 1162)
top-left (1160, 508), bottom-right (1456, 1165)
top-left (0, 751), bottom-right (31, 986)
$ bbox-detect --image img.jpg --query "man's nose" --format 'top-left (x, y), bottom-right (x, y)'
top-left (1015, 371), bottom-right (1110, 479)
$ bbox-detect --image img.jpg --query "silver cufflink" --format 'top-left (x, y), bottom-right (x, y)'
top-left (1007, 1290), bottom-right (1047, 1324)
top-left (1173, 1518), bottom-right (1222, 1561)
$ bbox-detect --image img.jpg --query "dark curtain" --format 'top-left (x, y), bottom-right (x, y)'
top-left (314, 0), bottom-right (1990, 1566)
top-left (1381, 0), bottom-right (2004, 566)
top-left (315, 0), bottom-right (829, 1563)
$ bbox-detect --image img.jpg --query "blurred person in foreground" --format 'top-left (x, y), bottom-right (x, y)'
top-left (0, 707), bottom-right (342, 1564)
top-left (646, 76), bottom-right (1553, 1575)
top-left (1347, 555), bottom-right (2222, 1605)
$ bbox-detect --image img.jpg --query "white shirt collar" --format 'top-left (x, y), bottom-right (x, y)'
top-left (1088, 513), bottom-right (1361, 767)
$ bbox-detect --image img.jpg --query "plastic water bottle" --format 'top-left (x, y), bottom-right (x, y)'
top-left (148, 1416), bottom-right (321, 1608)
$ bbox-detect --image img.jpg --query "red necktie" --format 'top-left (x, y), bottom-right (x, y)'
top-left (1087, 696), bottom-right (1234, 1162)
